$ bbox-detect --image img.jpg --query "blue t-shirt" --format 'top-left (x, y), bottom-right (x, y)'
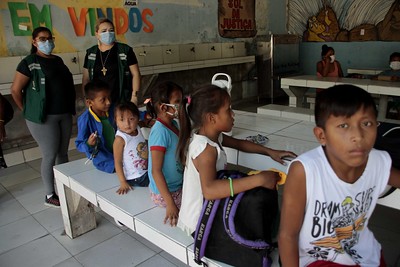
top-left (148, 119), bottom-right (183, 194)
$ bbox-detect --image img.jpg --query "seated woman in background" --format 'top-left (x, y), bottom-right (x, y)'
top-left (375, 52), bottom-right (400, 81)
top-left (317, 44), bottom-right (343, 77)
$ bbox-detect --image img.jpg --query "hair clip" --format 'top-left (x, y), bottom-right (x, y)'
top-left (186, 95), bottom-right (191, 105)
top-left (144, 98), bottom-right (152, 104)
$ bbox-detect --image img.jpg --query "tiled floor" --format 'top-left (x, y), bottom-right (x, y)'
top-left (1, 101), bottom-right (400, 267)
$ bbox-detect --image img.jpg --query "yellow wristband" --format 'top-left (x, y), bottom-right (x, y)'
top-left (228, 177), bottom-right (234, 197)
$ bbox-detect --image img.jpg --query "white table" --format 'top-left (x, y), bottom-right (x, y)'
top-left (281, 75), bottom-right (400, 121)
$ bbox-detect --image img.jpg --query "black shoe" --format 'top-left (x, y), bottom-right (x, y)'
top-left (45, 193), bottom-right (60, 208)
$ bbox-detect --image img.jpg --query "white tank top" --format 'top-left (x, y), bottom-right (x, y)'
top-left (293, 146), bottom-right (391, 266)
top-left (116, 128), bottom-right (148, 180)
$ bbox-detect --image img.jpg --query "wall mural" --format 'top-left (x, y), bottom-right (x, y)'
top-left (288, 0), bottom-right (400, 41)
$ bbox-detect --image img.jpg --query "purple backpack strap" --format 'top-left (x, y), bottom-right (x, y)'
top-left (193, 198), bottom-right (220, 265)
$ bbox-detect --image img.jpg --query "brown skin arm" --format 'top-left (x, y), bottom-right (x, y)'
top-left (388, 166), bottom-right (400, 188)
top-left (10, 71), bottom-right (30, 111)
top-left (129, 64), bottom-right (141, 105)
top-left (222, 134), bottom-right (297, 165)
top-left (317, 57), bottom-right (331, 77)
top-left (113, 136), bottom-right (133, 195)
top-left (81, 68), bottom-right (90, 98)
top-left (0, 94), bottom-right (5, 142)
top-left (151, 149), bottom-right (179, 226)
top-left (194, 143), bottom-right (279, 200)
top-left (278, 161), bottom-right (307, 267)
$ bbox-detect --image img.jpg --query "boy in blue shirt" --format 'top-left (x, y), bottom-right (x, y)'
top-left (76, 80), bottom-right (115, 173)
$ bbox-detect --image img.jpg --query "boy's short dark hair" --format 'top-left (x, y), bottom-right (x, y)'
top-left (84, 80), bottom-right (110, 100)
top-left (315, 85), bottom-right (377, 128)
top-left (114, 102), bottom-right (140, 119)
top-left (390, 52), bottom-right (400, 61)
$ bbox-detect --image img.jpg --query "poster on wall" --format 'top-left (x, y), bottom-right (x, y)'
top-left (218, 0), bottom-right (256, 38)
top-left (288, 0), bottom-right (400, 42)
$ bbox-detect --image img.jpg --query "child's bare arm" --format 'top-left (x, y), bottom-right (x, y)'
top-left (222, 134), bottom-right (296, 165)
top-left (151, 150), bottom-right (179, 226)
top-left (388, 166), bottom-right (400, 188)
top-left (113, 136), bottom-right (132, 194)
top-left (278, 161), bottom-right (307, 267)
top-left (195, 144), bottom-right (280, 200)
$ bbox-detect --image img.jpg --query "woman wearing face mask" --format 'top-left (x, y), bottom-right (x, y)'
top-left (376, 52), bottom-right (400, 81)
top-left (82, 18), bottom-right (141, 105)
top-left (317, 44), bottom-right (343, 77)
top-left (10, 26), bottom-right (76, 207)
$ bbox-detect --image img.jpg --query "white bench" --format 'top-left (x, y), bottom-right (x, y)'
top-left (280, 75), bottom-right (400, 121)
top-left (257, 104), bottom-right (314, 122)
top-left (54, 158), bottom-right (235, 267)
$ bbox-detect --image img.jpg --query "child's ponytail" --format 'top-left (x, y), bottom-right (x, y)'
top-left (177, 95), bottom-right (192, 165)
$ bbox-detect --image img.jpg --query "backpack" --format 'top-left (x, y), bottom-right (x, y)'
top-left (374, 122), bottom-right (400, 198)
top-left (193, 170), bottom-right (278, 267)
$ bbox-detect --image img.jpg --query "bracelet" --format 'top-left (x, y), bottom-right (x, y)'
top-left (0, 120), bottom-right (4, 123)
top-left (133, 91), bottom-right (139, 97)
top-left (228, 177), bottom-right (234, 197)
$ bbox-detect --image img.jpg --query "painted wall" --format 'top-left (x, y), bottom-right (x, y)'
top-left (299, 41), bottom-right (400, 76)
top-left (1, 0), bottom-right (271, 57)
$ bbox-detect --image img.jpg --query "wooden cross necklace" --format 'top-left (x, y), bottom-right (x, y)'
top-left (99, 48), bottom-right (111, 76)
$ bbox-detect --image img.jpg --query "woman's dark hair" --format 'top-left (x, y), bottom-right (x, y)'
top-left (321, 44), bottom-right (334, 58)
top-left (315, 84), bottom-right (377, 129)
top-left (31, 27), bottom-right (52, 54)
top-left (177, 85), bottom-right (230, 165)
top-left (114, 102), bottom-right (140, 122)
top-left (389, 52), bottom-right (400, 61)
top-left (145, 81), bottom-right (183, 119)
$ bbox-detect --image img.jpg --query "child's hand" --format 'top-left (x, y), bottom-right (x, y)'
top-left (269, 150), bottom-right (297, 165)
top-left (116, 181), bottom-right (133, 195)
top-left (87, 131), bottom-right (98, 146)
top-left (164, 203), bottom-right (179, 227)
top-left (258, 171), bottom-right (280, 190)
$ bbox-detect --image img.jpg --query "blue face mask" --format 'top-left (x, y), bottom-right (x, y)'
top-left (99, 32), bottom-right (115, 45)
top-left (37, 40), bottom-right (55, 55)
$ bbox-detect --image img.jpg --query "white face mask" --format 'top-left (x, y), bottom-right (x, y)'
top-left (163, 103), bottom-right (179, 118)
top-left (390, 61), bottom-right (400, 70)
top-left (329, 55), bottom-right (335, 63)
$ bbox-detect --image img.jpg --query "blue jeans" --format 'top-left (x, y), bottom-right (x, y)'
top-left (126, 172), bottom-right (149, 187)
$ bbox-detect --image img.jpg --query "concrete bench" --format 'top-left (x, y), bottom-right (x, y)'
top-left (257, 104), bottom-right (314, 122)
top-left (54, 157), bottom-right (281, 266)
top-left (54, 158), bottom-right (238, 266)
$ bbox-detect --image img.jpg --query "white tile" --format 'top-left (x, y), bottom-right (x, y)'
top-left (75, 232), bottom-right (156, 266)
top-left (0, 234), bottom-right (71, 267)
top-left (23, 146), bottom-right (42, 162)
top-left (26, 158), bottom-right (41, 172)
top-left (52, 213), bottom-right (123, 256)
top-left (0, 190), bottom-right (30, 227)
top-left (0, 165), bottom-right (41, 188)
top-left (53, 257), bottom-right (83, 267)
top-left (281, 110), bottom-right (312, 121)
top-left (160, 251), bottom-right (190, 267)
top-left (125, 229), bottom-right (163, 253)
top-left (3, 150), bottom-right (24, 167)
top-left (0, 216), bottom-right (48, 254)
top-left (33, 206), bottom-right (64, 232)
top-left (137, 254), bottom-right (179, 267)
top-left (276, 121), bottom-right (318, 143)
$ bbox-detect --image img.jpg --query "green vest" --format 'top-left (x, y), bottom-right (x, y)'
top-left (86, 43), bottom-right (133, 103)
top-left (22, 54), bottom-right (47, 123)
